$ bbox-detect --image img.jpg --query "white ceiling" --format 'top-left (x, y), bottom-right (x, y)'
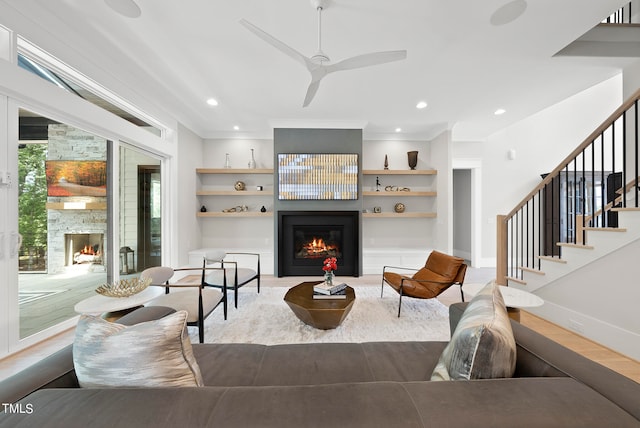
top-left (0, 0), bottom-right (637, 141)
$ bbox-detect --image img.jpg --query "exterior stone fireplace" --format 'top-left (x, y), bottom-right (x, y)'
top-left (46, 124), bottom-right (108, 273)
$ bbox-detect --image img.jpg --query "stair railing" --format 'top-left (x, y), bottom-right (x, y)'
top-left (497, 88), bottom-right (640, 285)
top-left (603, 2), bottom-right (633, 24)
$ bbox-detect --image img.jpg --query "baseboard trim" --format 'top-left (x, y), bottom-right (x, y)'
top-left (526, 301), bottom-right (640, 361)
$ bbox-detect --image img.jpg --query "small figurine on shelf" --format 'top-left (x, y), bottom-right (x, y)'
top-left (200, 205), bottom-right (207, 212)
top-left (260, 205), bottom-right (267, 213)
top-left (376, 176), bottom-right (381, 192)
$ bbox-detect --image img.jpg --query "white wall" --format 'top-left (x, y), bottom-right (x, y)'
top-left (453, 169), bottom-right (472, 260)
top-left (453, 74), bottom-right (623, 267)
top-left (530, 238), bottom-right (640, 360)
top-left (431, 130), bottom-right (452, 255)
top-left (175, 124), bottom-right (205, 266)
top-left (622, 59), bottom-right (640, 99)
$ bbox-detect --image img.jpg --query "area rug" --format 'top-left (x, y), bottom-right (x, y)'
top-left (194, 286), bottom-right (451, 345)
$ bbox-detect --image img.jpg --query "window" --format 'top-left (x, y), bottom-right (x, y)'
top-left (17, 37), bottom-right (165, 137)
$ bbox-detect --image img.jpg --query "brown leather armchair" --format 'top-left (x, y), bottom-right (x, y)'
top-left (381, 250), bottom-right (467, 317)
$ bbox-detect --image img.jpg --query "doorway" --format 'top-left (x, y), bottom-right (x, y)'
top-left (137, 165), bottom-right (161, 271)
top-left (452, 158), bottom-right (482, 267)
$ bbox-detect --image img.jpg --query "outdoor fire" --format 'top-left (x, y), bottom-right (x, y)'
top-left (79, 245), bottom-right (99, 256)
top-left (297, 237), bottom-right (339, 258)
top-left (73, 244), bottom-right (102, 264)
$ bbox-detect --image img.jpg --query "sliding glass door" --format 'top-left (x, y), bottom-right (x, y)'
top-left (17, 108), bottom-right (109, 339)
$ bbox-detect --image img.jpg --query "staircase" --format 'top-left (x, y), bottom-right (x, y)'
top-left (497, 87), bottom-right (640, 287)
top-left (510, 207), bottom-right (640, 292)
top-left (494, 3), bottom-right (640, 360)
top-left (495, 88), bottom-right (640, 360)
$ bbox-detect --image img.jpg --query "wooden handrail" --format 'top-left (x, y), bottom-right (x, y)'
top-left (504, 87), bottom-right (640, 221)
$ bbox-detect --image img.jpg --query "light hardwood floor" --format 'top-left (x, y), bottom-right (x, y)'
top-left (1, 273), bottom-right (639, 383)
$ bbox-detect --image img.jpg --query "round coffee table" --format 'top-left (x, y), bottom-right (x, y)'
top-left (284, 281), bottom-right (356, 330)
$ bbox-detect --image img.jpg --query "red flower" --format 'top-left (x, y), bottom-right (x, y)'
top-left (322, 257), bottom-right (338, 272)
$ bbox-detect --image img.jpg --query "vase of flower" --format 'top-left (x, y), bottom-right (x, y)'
top-left (324, 271), bottom-right (334, 286)
top-left (322, 257), bottom-right (338, 285)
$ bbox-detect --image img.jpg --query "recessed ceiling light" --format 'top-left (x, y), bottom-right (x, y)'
top-left (416, 101), bottom-right (428, 109)
top-left (233, 125), bottom-right (240, 131)
top-left (395, 127), bottom-right (402, 133)
top-left (494, 108), bottom-right (506, 115)
top-left (206, 98), bottom-right (218, 107)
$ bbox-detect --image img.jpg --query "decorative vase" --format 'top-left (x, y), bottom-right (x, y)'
top-left (324, 271), bottom-right (334, 286)
top-left (200, 205), bottom-right (207, 212)
top-left (260, 205), bottom-right (266, 213)
top-left (384, 154), bottom-right (389, 170)
top-left (248, 148), bottom-right (257, 169)
top-left (224, 153), bottom-right (231, 169)
top-left (407, 151), bottom-right (418, 170)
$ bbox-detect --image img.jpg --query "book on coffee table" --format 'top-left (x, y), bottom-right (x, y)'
top-left (313, 282), bottom-right (347, 295)
top-left (312, 289), bottom-right (347, 299)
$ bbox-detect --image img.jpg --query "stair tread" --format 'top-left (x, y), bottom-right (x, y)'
top-left (519, 266), bottom-right (545, 275)
top-left (611, 207), bottom-right (640, 212)
top-left (584, 227), bottom-right (627, 232)
top-left (537, 255), bottom-right (568, 264)
top-left (506, 276), bottom-right (527, 285)
top-left (556, 242), bottom-right (594, 249)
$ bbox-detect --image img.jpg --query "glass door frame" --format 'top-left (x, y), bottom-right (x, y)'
top-left (2, 101), bottom-right (172, 357)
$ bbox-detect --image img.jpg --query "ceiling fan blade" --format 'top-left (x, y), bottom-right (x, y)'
top-left (328, 50), bottom-right (407, 73)
top-left (302, 79), bottom-right (322, 108)
top-left (239, 19), bottom-right (312, 70)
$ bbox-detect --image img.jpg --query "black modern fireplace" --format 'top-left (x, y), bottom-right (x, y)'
top-left (278, 211), bottom-right (359, 277)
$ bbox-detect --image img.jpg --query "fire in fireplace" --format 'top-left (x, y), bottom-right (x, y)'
top-left (296, 230), bottom-right (342, 259)
top-left (279, 211), bottom-right (359, 276)
top-left (65, 233), bottom-right (104, 266)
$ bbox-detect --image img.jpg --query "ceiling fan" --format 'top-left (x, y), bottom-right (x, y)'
top-left (240, 0), bottom-right (407, 107)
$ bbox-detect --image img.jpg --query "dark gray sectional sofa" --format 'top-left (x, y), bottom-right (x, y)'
top-left (0, 303), bottom-right (638, 427)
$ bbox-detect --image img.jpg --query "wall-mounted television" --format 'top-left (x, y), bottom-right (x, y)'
top-left (278, 153), bottom-right (358, 200)
top-left (46, 160), bottom-right (107, 197)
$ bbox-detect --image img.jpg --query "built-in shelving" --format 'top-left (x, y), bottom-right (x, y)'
top-left (196, 168), bottom-right (273, 218)
top-left (362, 212), bottom-right (437, 218)
top-left (196, 212), bottom-right (273, 218)
top-left (363, 169), bottom-right (437, 175)
top-left (362, 169), bottom-right (437, 218)
top-left (362, 191), bottom-right (436, 197)
top-left (196, 168), bottom-right (273, 174)
top-left (196, 190), bottom-right (274, 196)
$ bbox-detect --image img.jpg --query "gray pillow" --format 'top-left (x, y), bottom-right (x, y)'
top-left (73, 310), bottom-right (203, 388)
top-left (431, 281), bottom-right (516, 381)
